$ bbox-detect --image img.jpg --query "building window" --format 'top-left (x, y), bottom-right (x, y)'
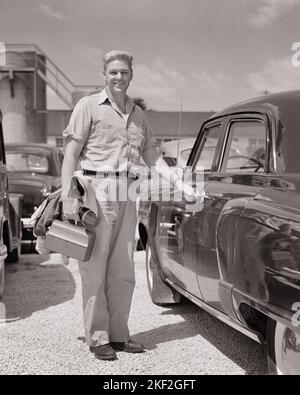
top-left (56, 137), bottom-right (64, 148)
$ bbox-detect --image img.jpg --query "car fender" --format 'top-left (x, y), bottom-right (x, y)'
top-left (146, 203), bottom-right (161, 266)
top-left (8, 193), bottom-right (22, 250)
top-left (140, 203), bottom-right (171, 282)
top-left (231, 198), bottom-right (300, 333)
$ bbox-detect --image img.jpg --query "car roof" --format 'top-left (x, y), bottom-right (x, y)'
top-left (5, 143), bottom-right (61, 154)
top-left (212, 89), bottom-right (300, 118)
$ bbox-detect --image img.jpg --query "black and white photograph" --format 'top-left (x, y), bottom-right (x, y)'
top-left (0, 0), bottom-right (300, 377)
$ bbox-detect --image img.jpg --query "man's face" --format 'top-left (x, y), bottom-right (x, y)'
top-left (104, 59), bottom-right (132, 95)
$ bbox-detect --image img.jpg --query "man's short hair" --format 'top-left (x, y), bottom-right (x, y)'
top-left (103, 50), bottom-right (133, 72)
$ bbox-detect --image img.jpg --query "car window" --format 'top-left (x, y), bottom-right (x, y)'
top-left (193, 125), bottom-right (221, 172)
top-left (222, 120), bottom-right (266, 173)
top-left (6, 152), bottom-right (49, 173)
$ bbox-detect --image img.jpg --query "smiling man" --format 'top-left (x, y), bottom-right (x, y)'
top-left (61, 50), bottom-right (195, 361)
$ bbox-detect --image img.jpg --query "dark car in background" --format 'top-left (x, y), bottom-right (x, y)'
top-left (138, 90), bottom-right (300, 375)
top-left (0, 117), bottom-right (22, 297)
top-left (5, 143), bottom-right (63, 251)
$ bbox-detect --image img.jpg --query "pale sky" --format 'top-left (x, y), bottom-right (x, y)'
top-left (1, 0), bottom-right (300, 111)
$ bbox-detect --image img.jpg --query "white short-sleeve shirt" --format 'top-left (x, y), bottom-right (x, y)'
top-left (63, 89), bottom-right (159, 172)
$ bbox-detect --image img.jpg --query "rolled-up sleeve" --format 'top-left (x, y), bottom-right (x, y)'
top-left (142, 118), bottom-right (159, 167)
top-left (63, 97), bottom-right (91, 142)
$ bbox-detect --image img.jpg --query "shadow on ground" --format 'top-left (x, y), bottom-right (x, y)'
top-left (2, 253), bottom-right (76, 321)
top-left (134, 299), bottom-right (268, 375)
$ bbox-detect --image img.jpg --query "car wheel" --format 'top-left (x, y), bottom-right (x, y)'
top-left (146, 245), bottom-right (181, 305)
top-left (267, 319), bottom-right (300, 375)
top-left (0, 261), bottom-right (4, 298)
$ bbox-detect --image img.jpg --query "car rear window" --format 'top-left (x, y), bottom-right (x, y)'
top-left (6, 152), bottom-right (49, 173)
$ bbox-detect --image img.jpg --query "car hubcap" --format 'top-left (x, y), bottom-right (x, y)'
top-left (274, 322), bottom-right (300, 375)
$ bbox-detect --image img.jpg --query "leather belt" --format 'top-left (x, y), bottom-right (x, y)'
top-left (82, 169), bottom-right (139, 180)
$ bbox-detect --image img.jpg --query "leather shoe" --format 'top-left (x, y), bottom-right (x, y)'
top-left (89, 344), bottom-right (117, 360)
top-left (110, 339), bottom-right (145, 353)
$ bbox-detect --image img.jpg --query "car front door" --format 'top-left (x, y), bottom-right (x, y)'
top-left (156, 122), bottom-right (224, 299)
top-left (188, 114), bottom-right (270, 311)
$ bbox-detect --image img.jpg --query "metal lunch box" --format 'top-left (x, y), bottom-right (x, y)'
top-left (45, 219), bottom-right (95, 262)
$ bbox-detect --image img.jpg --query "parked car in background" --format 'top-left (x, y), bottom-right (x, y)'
top-left (5, 143), bottom-right (63, 251)
top-left (138, 90), bottom-right (300, 375)
top-left (161, 138), bottom-right (197, 168)
top-left (161, 137), bottom-right (242, 169)
top-left (0, 116), bottom-right (22, 297)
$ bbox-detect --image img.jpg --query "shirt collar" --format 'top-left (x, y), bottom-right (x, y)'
top-left (97, 88), bottom-right (110, 105)
top-left (97, 88), bottom-right (135, 114)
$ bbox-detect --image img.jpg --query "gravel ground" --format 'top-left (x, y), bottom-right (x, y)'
top-left (0, 251), bottom-right (268, 375)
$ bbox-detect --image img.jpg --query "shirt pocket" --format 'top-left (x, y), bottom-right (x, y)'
top-left (95, 122), bottom-right (124, 147)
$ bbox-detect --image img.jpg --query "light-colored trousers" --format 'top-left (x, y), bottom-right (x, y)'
top-left (78, 177), bottom-right (137, 347)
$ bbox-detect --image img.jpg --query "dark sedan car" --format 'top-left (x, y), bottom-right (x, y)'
top-left (5, 143), bottom-right (63, 249)
top-left (0, 117), bottom-right (22, 297)
top-left (138, 90), bottom-right (300, 375)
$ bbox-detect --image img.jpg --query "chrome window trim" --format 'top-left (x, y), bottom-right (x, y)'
top-left (218, 113), bottom-right (271, 174)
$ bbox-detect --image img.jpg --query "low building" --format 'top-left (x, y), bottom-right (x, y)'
top-left (46, 109), bottom-right (214, 149)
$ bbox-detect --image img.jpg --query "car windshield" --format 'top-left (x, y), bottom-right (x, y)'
top-left (6, 152), bottom-right (50, 173)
